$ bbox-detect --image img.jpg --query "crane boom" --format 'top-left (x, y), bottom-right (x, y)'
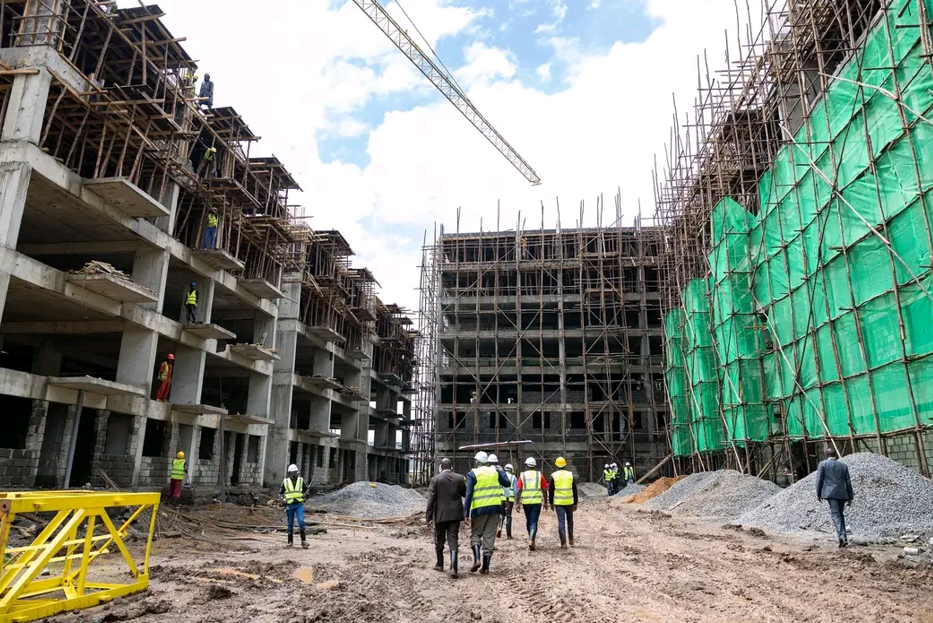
top-left (351, 0), bottom-right (542, 185)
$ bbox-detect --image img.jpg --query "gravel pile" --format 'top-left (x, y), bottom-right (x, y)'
top-left (308, 482), bottom-right (426, 519)
top-left (644, 470), bottom-right (780, 520)
top-left (614, 483), bottom-right (645, 497)
top-left (738, 453), bottom-right (933, 540)
top-left (578, 482), bottom-right (609, 498)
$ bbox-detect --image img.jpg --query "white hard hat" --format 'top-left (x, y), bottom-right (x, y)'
top-left (611, 462), bottom-right (618, 468)
top-left (524, 457), bottom-right (536, 467)
top-left (604, 464), bottom-right (609, 469)
top-left (487, 454), bottom-right (499, 464)
top-left (504, 463), bottom-right (513, 471)
top-left (474, 451), bottom-right (488, 463)
top-left (287, 464), bottom-right (298, 472)
top-left (625, 461), bottom-right (631, 466)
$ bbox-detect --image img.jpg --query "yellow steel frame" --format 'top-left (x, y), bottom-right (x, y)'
top-left (0, 491), bottom-right (160, 623)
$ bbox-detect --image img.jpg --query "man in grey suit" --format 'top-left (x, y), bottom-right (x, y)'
top-left (426, 458), bottom-right (467, 577)
top-left (816, 446), bottom-right (855, 547)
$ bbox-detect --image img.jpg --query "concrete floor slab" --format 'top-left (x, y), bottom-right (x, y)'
top-left (191, 249), bottom-right (245, 271)
top-left (83, 178), bottom-right (170, 218)
top-left (304, 325), bottom-right (344, 343)
top-left (229, 344), bottom-right (278, 361)
top-left (171, 403), bottom-right (228, 415)
top-left (183, 323), bottom-right (236, 340)
top-left (47, 375), bottom-right (145, 396)
top-left (65, 273), bottom-right (158, 304)
top-left (239, 278), bottom-right (283, 300)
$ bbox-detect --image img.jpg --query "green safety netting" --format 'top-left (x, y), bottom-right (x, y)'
top-left (665, 0), bottom-right (933, 456)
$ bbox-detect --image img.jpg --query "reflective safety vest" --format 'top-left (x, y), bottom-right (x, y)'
top-left (470, 466), bottom-right (502, 511)
top-left (158, 361), bottom-right (171, 382)
top-left (283, 476), bottom-right (305, 505)
top-left (603, 469), bottom-right (613, 483)
top-left (203, 148), bottom-right (216, 162)
top-left (171, 458), bottom-right (186, 480)
top-left (503, 473), bottom-right (516, 501)
top-left (520, 470), bottom-right (543, 504)
top-left (552, 469), bottom-right (574, 506)
top-left (186, 288), bottom-right (197, 306)
top-left (624, 466), bottom-right (635, 481)
top-left (207, 213), bottom-right (218, 228)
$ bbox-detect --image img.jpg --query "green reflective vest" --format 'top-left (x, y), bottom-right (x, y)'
top-left (283, 476), bottom-right (305, 504)
top-left (504, 473), bottom-right (516, 501)
top-left (552, 469), bottom-right (574, 506)
top-left (520, 470), bottom-right (542, 504)
top-left (171, 458), bottom-right (186, 480)
top-left (470, 466), bottom-right (502, 511)
top-left (186, 289), bottom-right (197, 306)
top-left (603, 469), bottom-right (613, 483)
top-left (207, 213), bottom-right (218, 228)
top-left (624, 466), bottom-right (635, 481)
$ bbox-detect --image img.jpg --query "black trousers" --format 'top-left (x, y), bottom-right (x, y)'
top-left (434, 520), bottom-right (460, 551)
top-left (185, 303), bottom-right (198, 324)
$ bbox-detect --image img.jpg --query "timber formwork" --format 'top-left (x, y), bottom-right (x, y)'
top-left (422, 202), bottom-right (669, 481)
top-left (655, 0), bottom-right (933, 480)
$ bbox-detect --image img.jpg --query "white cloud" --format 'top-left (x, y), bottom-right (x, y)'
top-left (536, 62), bottom-right (552, 82)
top-left (125, 0), bottom-right (749, 315)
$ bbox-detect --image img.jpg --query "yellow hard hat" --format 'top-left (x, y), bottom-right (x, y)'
top-left (555, 456), bottom-right (566, 468)
top-left (176, 451), bottom-right (185, 459)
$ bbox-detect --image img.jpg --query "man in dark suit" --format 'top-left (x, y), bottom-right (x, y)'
top-left (816, 446), bottom-right (855, 547)
top-left (426, 458), bottom-right (467, 577)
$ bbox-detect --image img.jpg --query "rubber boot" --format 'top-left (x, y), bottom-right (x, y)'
top-left (286, 532), bottom-right (293, 548)
top-left (480, 552), bottom-right (491, 575)
top-left (529, 528), bottom-right (537, 551)
top-left (559, 530), bottom-right (567, 549)
top-left (449, 549), bottom-right (458, 578)
top-left (300, 529), bottom-right (309, 549)
top-left (470, 545), bottom-right (482, 573)
top-left (506, 516), bottom-right (512, 539)
top-left (568, 532), bottom-right (574, 547)
top-left (434, 549), bottom-right (444, 572)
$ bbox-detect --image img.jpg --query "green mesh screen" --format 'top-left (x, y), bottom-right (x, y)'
top-left (665, 0), bottom-right (933, 456)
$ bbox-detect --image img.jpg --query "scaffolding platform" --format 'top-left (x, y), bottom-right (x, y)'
top-left (83, 177), bottom-right (170, 218)
top-left (65, 273), bottom-right (158, 304)
top-left (183, 323), bottom-right (236, 340)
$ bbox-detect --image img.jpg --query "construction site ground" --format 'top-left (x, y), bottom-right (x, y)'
top-left (44, 499), bottom-right (933, 623)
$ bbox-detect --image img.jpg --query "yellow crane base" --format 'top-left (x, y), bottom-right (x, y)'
top-left (0, 491), bottom-right (160, 623)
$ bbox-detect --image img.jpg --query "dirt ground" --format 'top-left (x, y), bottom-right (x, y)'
top-left (46, 498), bottom-right (933, 623)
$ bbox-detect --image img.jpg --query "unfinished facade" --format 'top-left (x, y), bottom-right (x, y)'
top-left (0, 1), bottom-right (414, 492)
top-left (421, 209), bottom-right (669, 481)
top-left (658, 0), bottom-right (933, 480)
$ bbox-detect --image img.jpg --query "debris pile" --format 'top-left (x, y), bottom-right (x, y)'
top-left (69, 260), bottom-right (133, 280)
top-left (738, 453), bottom-right (933, 540)
top-left (643, 470), bottom-right (780, 520)
top-left (613, 483), bottom-right (645, 497)
top-left (578, 482), bottom-right (608, 498)
top-left (308, 482), bottom-right (425, 519)
top-left (622, 476), bottom-right (686, 504)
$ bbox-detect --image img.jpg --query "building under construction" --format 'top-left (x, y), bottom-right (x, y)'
top-left (419, 205), bottom-right (670, 481)
top-left (657, 0), bottom-right (933, 480)
top-left (0, 1), bottom-right (415, 492)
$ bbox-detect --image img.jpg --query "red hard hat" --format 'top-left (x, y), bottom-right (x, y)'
top-left (167, 354), bottom-right (175, 360)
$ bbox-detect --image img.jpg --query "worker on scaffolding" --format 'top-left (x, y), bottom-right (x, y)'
top-left (464, 451), bottom-right (511, 575)
top-left (155, 353), bottom-right (174, 402)
top-left (279, 464), bottom-right (310, 549)
top-left (515, 457), bottom-right (548, 550)
top-left (549, 456), bottom-right (578, 548)
top-left (497, 462), bottom-right (517, 539)
top-left (623, 461), bottom-right (636, 486)
top-left (199, 72), bottom-right (214, 108)
top-left (185, 281), bottom-right (199, 325)
top-left (202, 208), bottom-right (219, 250)
top-left (182, 68), bottom-right (198, 98)
top-left (169, 451), bottom-right (187, 504)
top-left (198, 146), bottom-right (217, 179)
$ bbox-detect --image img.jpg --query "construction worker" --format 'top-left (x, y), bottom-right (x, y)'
top-left (549, 456), bottom-right (579, 548)
top-left (611, 462), bottom-right (620, 493)
top-left (426, 458), bottom-right (466, 578)
top-left (515, 457), bottom-right (548, 550)
top-left (182, 68), bottom-right (198, 97)
top-left (279, 464), bottom-right (309, 549)
top-left (463, 451), bottom-right (511, 575)
top-left (498, 462), bottom-right (517, 539)
top-left (199, 146), bottom-right (217, 178)
top-left (603, 463), bottom-right (614, 495)
top-left (202, 208), bottom-right (219, 249)
top-left (623, 461), bottom-right (636, 485)
top-left (169, 451), bottom-right (186, 502)
top-left (199, 72), bottom-right (214, 108)
top-left (185, 281), bottom-right (198, 325)
top-left (155, 354), bottom-right (174, 402)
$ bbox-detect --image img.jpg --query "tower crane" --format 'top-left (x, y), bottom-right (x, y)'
top-left (350, 0), bottom-right (542, 185)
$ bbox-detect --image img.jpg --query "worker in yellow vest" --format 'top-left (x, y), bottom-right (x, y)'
top-left (155, 353), bottom-right (174, 402)
top-left (279, 464), bottom-right (310, 549)
top-left (515, 456), bottom-right (548, 550)
top-left (603, 463), bottom-right (614, 495)
top-left (623, 461), bottom-right (636, 485)
top-left (199, 146), bottom-right (217, 178)
top-left (169, 451), bottom-right (186, 503)
top-left (202, 208), bottom-right (219, 249)
top-left (185, 281), bottom-right (198, 324)
top-left (549, 456), bottom-right (579, 548)
top-left (498, 462), bottom-right (517, 539)
top-left (464, 451), bottom-right (511, 575)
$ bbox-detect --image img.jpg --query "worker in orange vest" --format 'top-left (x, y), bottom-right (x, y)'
top-left (155, 354), bottom-right (174, 401)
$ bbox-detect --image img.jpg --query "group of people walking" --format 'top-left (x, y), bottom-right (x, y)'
top-left (602, 461), bottom-right (636, 495)
top-left (425, 451), bottom-right (580, 578)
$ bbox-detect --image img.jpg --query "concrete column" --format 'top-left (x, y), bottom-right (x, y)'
top-left (31, 341), bottom-right (62, 375)
top-left (129, 415), bottom-right (148, 488)
top-left (247, 372), bottom-right (271, 418)
top-left (1, 68), bottom-right (53, 143)
top-left (169, 344), bottom-right (205, 405)
top-left (313, 348), bottom-right (334, 376)
top-left (132, 248), bottom-right (171, 313)
top-left (0, 162), bottom-right (32, 324)
top-left (267, 276), bottom-right (300, 487)
top-left (153, 181), bottom-right (181, 234)
top-left (255, 312), bottom-right (276, 350)
top-left (116, 327), bottom-right (159, 394)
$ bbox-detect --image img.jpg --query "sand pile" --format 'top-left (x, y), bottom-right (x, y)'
top-left (622, 476), bottom-right (686, 504)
